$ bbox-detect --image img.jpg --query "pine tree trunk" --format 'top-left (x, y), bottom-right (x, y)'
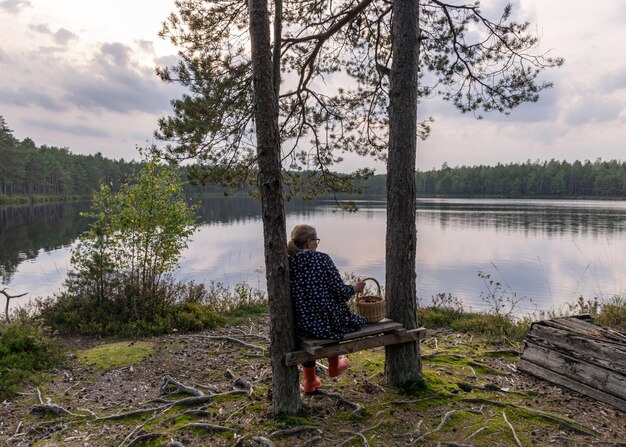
top-left (248, 0), bottom-right (302, 415)
top-left (384, 0), bottom-right (422, 385)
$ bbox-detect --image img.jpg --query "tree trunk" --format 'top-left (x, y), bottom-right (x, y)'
top-left (248, 0), bottom-right (302, 415)
top-left (384, 0), bottom-right (422, 386)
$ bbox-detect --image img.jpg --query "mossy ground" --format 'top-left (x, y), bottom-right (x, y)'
top-left (0, 316), bottom-right (623, 446)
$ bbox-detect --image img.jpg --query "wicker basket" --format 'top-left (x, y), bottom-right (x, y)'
top-left (354, 277), bottom-right (385, 323)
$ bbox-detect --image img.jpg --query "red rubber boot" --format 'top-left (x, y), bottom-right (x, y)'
top-left (303, 366), bottom-right (321, 394)
top-left (328, 356), bottom-right (350, 378)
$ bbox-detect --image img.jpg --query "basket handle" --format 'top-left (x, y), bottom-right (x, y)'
top-left (356, 277), bottom-right (382, 298)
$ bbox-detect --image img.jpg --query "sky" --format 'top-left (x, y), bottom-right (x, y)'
top-left (1, 0), bottom-right (625, 173)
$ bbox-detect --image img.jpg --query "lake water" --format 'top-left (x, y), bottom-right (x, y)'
top-left (2, 197), bottom-right (626, 315)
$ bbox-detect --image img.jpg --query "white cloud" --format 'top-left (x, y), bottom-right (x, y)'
top-left (0, 0), bottom-right (31, 14)
top-left (54, 28), bottom-right (78, 45)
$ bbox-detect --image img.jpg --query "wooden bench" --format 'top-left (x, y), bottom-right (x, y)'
top-left (285, 319), bottom-right (425, 366)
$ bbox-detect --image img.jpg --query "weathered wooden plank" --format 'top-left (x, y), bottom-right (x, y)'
top-left (286, 328), bottom-right (425, 366)
top-left (521, 342), bottom-right (626, 400)
top-left (527, 324), bottom-right (626, 375)
top-left (299, 320), bottom-right (403, 348)
top-left (541, 316), bottom-right (626, 344)
top-left (518, 359), bottom-right (626, 412)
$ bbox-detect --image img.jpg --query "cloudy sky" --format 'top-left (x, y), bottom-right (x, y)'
top-left (1, 0), bottom-right (625, 172)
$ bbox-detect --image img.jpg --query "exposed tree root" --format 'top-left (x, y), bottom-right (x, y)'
top-left (460, 398), bottom-right (599, 436)
top-left (464, 426), bottom-right (488, 441)
top-left (269, 425), bottom-right (321, 437)
top-left (31, 403), bottom-right (86, 418)
top-left (251, 435), bottom-right (276, 446)
top-left (338, 421), bottom-right (385, 446)
top-left (410, 410), bottom-right (457, 445)
top-left (176, 422), bottom-right (237, 432)
top-left (126, 432), bottom-right (161, 446)
top-left (185, 334), bottom-right (266, 351)
top-left (315, 389), bottom-right (363, 417)
top-left (160, 375), bottom-right (204, 397)
top-left (502, 410), bottom-right (523, 447)
top-left (96, 406), bottom-right (167, 421)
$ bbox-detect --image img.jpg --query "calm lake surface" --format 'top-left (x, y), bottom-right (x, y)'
top-left (2, 197), bottom-right (626, 315)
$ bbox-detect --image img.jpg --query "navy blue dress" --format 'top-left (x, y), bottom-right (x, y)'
top-left (289, 250), bottom-right (366, 339)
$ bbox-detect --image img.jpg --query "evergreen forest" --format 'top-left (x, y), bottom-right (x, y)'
top-left (0, 117), bottom-right (139, 200)
top-left (2, 116), bottom-right (625, 201)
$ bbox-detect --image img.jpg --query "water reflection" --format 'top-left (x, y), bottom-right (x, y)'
top-left (2, 197), bottom-right (626, 314)
top-left (0, 203), bottom-right (90, 284)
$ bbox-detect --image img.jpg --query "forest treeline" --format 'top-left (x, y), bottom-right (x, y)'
top-left (2, 117), bottom-right (625, 201)
top-left (0, 117), bottom-right (140, 200)
top-left (357, 160), bottom-right (626, 198)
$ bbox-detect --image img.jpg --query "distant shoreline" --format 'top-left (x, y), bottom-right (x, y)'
top-left (2, 192), bottom-right (626, 207)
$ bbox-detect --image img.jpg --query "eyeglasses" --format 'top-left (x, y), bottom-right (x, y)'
top-left (309, 238), bottom-right (320, 244)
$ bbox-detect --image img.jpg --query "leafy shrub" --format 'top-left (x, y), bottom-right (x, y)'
top-left (0, 319), bottom-right (63, 397)
top-left (37, 279), bottom-right (266, 337)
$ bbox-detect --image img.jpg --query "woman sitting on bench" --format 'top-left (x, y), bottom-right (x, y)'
top-left (288, 224), bottom-right (366, 393)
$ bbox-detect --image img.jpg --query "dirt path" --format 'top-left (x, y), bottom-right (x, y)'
top-left (1, 316), bottom-right (624, 446)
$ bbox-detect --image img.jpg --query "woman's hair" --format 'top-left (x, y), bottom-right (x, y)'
top-left (287, 224), bottom-right (317, 256)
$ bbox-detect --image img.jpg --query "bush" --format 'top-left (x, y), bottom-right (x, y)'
top-left (37, 279), bottom-right (267, 337)
top-left (37, 278), bottom-right (228, 337)
top-left (0, 319), bottom-right (63, 397)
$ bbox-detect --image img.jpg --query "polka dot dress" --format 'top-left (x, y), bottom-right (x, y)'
top-left (289, 250), bottom-right (366, 339)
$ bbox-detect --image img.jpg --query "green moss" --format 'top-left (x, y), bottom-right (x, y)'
top-left (275, 414), bottom-right (319, 428)
top-left (79, 341), bottom-right (155, 369)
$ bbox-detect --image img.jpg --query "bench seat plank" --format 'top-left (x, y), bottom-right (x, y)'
top-left (286, 327), bottom-right (425, 366)
top-left (298, 320), bottom-right (403, 349)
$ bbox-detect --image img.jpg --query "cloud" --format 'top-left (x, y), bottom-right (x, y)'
top-left (29, 23), bottom-right (52, 34)
top-left (1, 41), bottom-right (180, 116)
top-left (28, 23), bottom-right (78, 47)
top-left (54, 28), bottom-right (78, 46)
top-left (136, 40), bottom-right (154, 53)
top-left (23, 118), bottom-right (111, 138)
top-left (0, 48), bottom-right (7, 62)
top-left (0, 0), bottom-right (31, 14)
top-left (0, 86), bottom-right (65, 111)
top-left (59, 42), bottom-right (176, 114)
top-left (600, 65), bottom-right (626, 93)
top-left (155, 54), bottom-right (179, 67)
top-left (563, 96), bottom-right (623, 126)
top-left (480, 0), bottom-right (524, 21)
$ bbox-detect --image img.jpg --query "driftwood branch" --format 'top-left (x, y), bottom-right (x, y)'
top-left (0, 288), bottom-right (28, 322)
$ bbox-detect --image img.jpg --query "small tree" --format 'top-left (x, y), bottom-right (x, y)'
top-left (69, 161), bottom-right (197, 317)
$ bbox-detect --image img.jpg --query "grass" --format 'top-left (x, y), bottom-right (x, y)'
top-left (79, 341), bottom-right (155, 370)
top-left (0, 318), bottom-right (64, 398)
top-left (419, 292), bottom-right (626, 341)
